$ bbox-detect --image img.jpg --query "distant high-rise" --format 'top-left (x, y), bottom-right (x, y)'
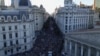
top-left (0, 0), bottom-right (5, 6)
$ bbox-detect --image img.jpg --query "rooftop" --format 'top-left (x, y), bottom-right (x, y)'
top-left (66, 29), bottom-right (100, 49)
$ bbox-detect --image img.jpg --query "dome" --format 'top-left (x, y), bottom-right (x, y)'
top-left (19, 0), bottom-right (28, 6)
top-left (19, 0), bottom-right (31, 7)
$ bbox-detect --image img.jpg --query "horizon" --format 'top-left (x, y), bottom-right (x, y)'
top-left (5, 0), bottom-right (94, 14)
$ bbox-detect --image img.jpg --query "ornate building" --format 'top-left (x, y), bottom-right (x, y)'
top-left (0, 10), bottom-right (35, 56)
top-left (31, 5), bottom-right (46, 31)
top-left (54, 0), bottom-right (94, 34)
top-left (0, 0), bottom-right (35, 56)
top-left (64, 29), bottom-right (100, 56)
top-left (11, 0), bottom-right (48, 32)
top-left (0, 0), bottom-right (49, 55)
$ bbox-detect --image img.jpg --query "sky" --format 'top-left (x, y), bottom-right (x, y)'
top-left (5, 0), bottom-right (94, 14)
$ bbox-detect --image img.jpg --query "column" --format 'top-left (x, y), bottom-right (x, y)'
top-left (96, 50), bottom-right (99, 56)
top-left (88, 47), bottom-right (91, 56)
top-left (75, 43), bottom-right (77, 56)
top-left (81, 45), bottom-right (83, 56)
top-left (69, 41), bottom-right (72, 56)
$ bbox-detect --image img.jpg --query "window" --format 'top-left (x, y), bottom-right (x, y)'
top-left (65, 31), bottom-right (67, 33)
top-left (9, 26), bottom-right (11, 30)
top-left (66, 13), bottom-right (68, 15)
top-left (66, 17), bottom-right (68, 18)
top-left (73, 25), bottom-right (75, 29)
top-left (16, 48), bottom-right (19, 52)
top-left (2, 26), bottom-right (5, 31)
top-left (24, 38), bottom-right (26, 43)
top-left (7, 16), bottom-right (12, 22)
top-left (66, 19), bottom-right (68, 24)
top-left (13, 16), bottom-right (17, 21)
top-left (15, 33), bottom-right (18, 38)
top-left (15, 25), bottom-right (17, 30)
top-left (4, 42), bottom-right (7, 47)
top-left (4, 51), bottom-right (7, 55)
top-left (0, 16), bottom-right (5, 22)
top-left (24, 32), bottom-right (26, 37)
top-left (9, 34), bottom-right (12, 39)
top-left (65, 25), bottom-right (67, 30)
top-left (25, 46), bottom-right (27, 50)
top-left (36, 23), bottom-right (38, 25)
top-left (10, 41), bottom-right (13, 46)
top-left (11, 49), bottom-right (13, 54)
top-left (22, 15), bottom-right (26, 21)
top-left (23, 25), bottom-right (26, 29)
top-left (36, 18), bottom-right (38, 20)
top-left (3, 34), bottom-right (6, 40)
top-left (69, 26), bottom-right (71, 30)
top-left (16, 40), bottom-right (18, 44)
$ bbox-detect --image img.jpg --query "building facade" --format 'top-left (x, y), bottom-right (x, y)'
top-left (31, 5), bottom-right (48, 31)
top-left (0, 10), bottom-right (35, 56)
top-left (64, 30), bottom-right (100, 56)
top-left (11, 0), bottom-right (48, 32)
top-left (93, 0), bottom-right (100, 28)
top-left (0, 0), bottom-right (49, 55)
top-left (95, 0), bottom-right (100, 8)
top-left (55, 0), bottom-right (94, 34)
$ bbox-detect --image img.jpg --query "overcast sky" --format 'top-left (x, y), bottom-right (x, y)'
top-left (5, 0), bottom-right (93, 14)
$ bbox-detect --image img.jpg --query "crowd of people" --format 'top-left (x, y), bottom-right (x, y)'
top-left (32, 17), bottom-right (64, 56)
top-left (11, 17), bottom-right (64, 56)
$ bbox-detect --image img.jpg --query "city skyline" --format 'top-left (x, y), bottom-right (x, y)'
top-left (5, 0), bottom-right (94, 14)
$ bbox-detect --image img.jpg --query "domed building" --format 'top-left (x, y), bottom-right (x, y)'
top-left (0, 10), bottom-right (35, 56)
top-left (0, 0), bottom-right (35, 56)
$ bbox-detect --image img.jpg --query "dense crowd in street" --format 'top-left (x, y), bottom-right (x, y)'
top-left (11, 17), bottom-right (64, 56)
top-left (32, 17), bottom-right (64, 56)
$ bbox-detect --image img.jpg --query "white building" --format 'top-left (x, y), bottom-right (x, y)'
top-left (64, 29), bottom-right (100, 56)
top-left (11, 0), bottom-right (31, 9)
top-left (0, 8), bottom-right (35, 56)
top-left (11, 0), bottom-right (49, 32)
top-left (0, 0), bottom-right (50, 55)
top-left (31, 5), bottom-right (48, 31)
top-left (55, 0), bottom-right (94, 34)
top-left (94, 12), bottom-right (100, 28)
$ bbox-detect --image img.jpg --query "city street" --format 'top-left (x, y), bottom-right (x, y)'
top-left (11, 17), bottom-right (64, 56)
top-left (32, 17), bottom-right (64, 56)
top-left (0, 0), bottom-right (97, 56)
